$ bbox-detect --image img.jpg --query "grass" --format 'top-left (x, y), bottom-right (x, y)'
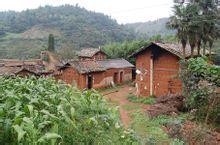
top-left (129, 111), bottom-right (186, 145)
top-left (127, 94), bottom-right (156, 105)
top-left (97, 85), bottom-right (122, 93)
top-left (122, 104), bottom-right (141, 111)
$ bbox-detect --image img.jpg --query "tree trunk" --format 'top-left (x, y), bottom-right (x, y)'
top-left (191, 46), bottom-right (194, 58)
top-left (181, 39), bottom-right (187, 59)
top-left (209, 41), bottom-right (213, 59)
top-left (203, 44), bottom-right (206, 55)
top-left (197, 40), bottom-right (201, 56)
top-left (183, 46), bottom-right (186, 59)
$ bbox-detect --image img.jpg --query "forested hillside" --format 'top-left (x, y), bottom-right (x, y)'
top-left (0, 5), bottom-right (137, 59)
top-left (126, 18), bottom-right (175, 38)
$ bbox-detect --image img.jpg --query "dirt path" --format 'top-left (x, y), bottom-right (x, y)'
top-left (102, 85), bottom-right (149, 128)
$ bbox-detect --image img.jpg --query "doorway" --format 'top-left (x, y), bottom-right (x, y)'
top-left (87, 75), bottom-right (93, 89)
top-left (113, 72), bottom-right (118, 84)
top-left (132, 68), bottom-right (136, 81)
top-left (119, 71), bottom-right (123, 83)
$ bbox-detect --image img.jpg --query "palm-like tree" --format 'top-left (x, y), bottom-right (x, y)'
top-left (168, 0), bottom-right (219, 58)
top-left (167, 5), bottom-right (189, 59)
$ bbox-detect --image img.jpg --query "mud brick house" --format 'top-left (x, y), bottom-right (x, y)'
top-left (55, 58), bottom-right (134, 89)
top-left (0, 59), bottom-right (49, 77)
top-left (0, 51), bottom-right (61, 77)
top-left (131, 42), bottom-right (205, 97)
top-left (78, 48), bottom-right (107, 60)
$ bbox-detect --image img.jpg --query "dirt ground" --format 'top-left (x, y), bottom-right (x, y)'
top-left (101, 85), bottom-right (149, 128)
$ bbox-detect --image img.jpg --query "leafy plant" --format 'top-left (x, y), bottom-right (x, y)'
top-left (0, 76), bottom-right (139, 144)
top-left (180, 57), bottom-right (220, 124)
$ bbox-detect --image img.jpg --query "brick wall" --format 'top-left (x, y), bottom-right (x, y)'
top-left (153, 50), bottom-right (182, 96)
top-left (135, 48), bottom-right (182, 97)
top-left (55, 67), bottom-right (133, 90)
top-left (135, 49), bottom-right (151, 97)
top-left (79, 52), bottom-right (107, 61)
top-left (54, 67), bottom-right (80, 87)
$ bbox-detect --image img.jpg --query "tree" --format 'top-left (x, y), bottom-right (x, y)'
top-left (168, 0), bottom-right (219, 58)
top-left (167, 4), bottom-right (189, 58)
top-left (48, 34), bottom-right (55, 52)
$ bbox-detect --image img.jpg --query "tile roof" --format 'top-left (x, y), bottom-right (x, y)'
top-left (68, 60), bottom-right (106, 74)
top-left (78, 48), bottom-right (106, 58)
top-left (130, 42), bottom-right (211, 58)
top-left (61, 59), bottom-right (134, 74)
top-left (0, 59), bottom-right (43, 67)
top-left (97, 59), bottom-right (134, 69)
top-left (0, 60), bottom-right (47, 76)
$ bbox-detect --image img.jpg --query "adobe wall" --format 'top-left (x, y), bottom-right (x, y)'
top-left (153, 50), bottom-right (182, 96)
top-left (55, 67), bottom-right (133, 90)
top-left (135, 49), bottom-right (182, 97)
top-left (54, 67), bottom-right (80, 86)
top-left (91, 68), bottom-right (133, 89)
top-left (135, 49), bottom-right (151, 97)
top-left (92, 52), bottom-right (107, 60)
top-left (79, 52), bottom-right (107, 61)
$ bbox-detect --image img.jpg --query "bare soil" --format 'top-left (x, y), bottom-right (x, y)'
top-left (102, 85), bottom-right (149, 128)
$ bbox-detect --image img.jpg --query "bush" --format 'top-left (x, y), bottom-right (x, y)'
top-left (0, 77), bottom-right (139, 144)
top-left (180, 57), bottom-right (220, 124)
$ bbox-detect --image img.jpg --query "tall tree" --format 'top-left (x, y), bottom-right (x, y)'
top-left (48, 34), bottom-right (55, 52)
top-left (167, 4), bottom-right (189, 58)
top-left (168, 0), bottom-right (219, 58)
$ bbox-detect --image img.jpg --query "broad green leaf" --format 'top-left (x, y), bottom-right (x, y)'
top-left (38, 133), bottom-right (62, 143)
top-left (13, 125), bottom-right (26, 142)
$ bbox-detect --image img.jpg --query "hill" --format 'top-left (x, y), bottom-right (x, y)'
top-left (126, 18), bottom-right (175, 38)
top-left (0, 5), bottom-right (137, 59)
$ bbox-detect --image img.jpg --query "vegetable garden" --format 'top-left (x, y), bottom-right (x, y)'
top-left (0, 77), bottom-right (138, 144)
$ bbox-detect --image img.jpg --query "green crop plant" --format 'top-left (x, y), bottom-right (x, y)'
top-left (0, 76), bottom-right (139, 144)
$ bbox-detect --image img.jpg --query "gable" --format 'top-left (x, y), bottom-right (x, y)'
top-left (78, 48), bottom-right (107, 58)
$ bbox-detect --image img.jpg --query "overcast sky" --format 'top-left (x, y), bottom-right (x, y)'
top-left (0, 0), bottom-right (174, 24)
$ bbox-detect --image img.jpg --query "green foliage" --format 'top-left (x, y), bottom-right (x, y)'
top-left (0, 77), bottom-right (139, 144)
top-left (122, 104), bottom-right (141, 111)
top-left (48, 34), bottom-right (55, 52)
top-left (127, 94), bottom-right (156, 105)
top-left (102, 35), bottom-right (175, 64)
top-left (102, 40), bottom-right (148, 64)
top-left (0, 5), bottom-right (137, 59)
top-left (130, 111), bottom-right (185, 144)
top-left (180, 57), bottom-right (220, 124)
top-left (168, 0), bottom-right (219, 57)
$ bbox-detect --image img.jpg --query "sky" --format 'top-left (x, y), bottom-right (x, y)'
top-left (0, 0), bottom-right (174, 24)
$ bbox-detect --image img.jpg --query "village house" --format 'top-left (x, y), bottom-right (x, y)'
top-left (0, 51), bottom-right (61, 77)
top-left (78, 48), bottom-right (107, 60)
top-left (0, 48), bottom-right (134, 90)
top-left (55, 48), bottom-right (134, 89)
top-left (55, 58), bottom-right (134, 89)
top-left (131, 42), bottom-right (209, 97)
top-left (0, 59), bottom-right (48, 77)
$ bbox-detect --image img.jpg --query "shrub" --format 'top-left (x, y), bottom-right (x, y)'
top-left (0, 76), bottom-right (139, 144)
top-left (180, 57), bottom-right (220, 124)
